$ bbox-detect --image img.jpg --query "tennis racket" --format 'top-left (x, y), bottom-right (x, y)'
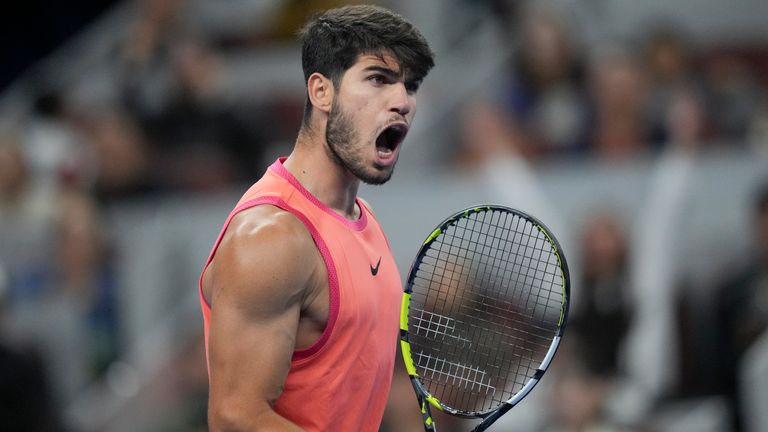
top-left (399, 205), bottom-right (570, 432)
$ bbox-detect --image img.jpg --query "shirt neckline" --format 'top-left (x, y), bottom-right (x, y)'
top-left (269, 157), bottom-right (368, 231)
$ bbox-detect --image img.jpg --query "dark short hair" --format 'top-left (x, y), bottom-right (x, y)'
top-left (298, 4), bottom-right (435, 125)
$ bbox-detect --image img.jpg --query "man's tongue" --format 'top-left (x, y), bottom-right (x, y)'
top-left (376, 134), bottom-right (394, 157)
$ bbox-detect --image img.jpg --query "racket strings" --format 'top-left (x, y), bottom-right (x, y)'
top-left (409, 209), bottom-right (564, 414)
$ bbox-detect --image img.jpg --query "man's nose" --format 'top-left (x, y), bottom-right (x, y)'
top-left (389, 82), bottom-right (412, 116)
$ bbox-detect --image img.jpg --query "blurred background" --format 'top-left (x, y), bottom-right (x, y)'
top-left (1, 0), bottom-right (767, 431)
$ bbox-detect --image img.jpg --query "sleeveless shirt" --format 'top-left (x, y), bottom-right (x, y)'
top-left (199, 157), bottom-right (402, 431)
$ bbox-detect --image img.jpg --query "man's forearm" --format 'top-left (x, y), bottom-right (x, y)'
top-left (209, 403), bottom-right (305, 432)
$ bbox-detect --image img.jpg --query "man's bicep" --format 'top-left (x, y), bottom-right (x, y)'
top-left (208, 290), bottom-right (300, 405)
top-left (207, 212), bottom-right (315, 414)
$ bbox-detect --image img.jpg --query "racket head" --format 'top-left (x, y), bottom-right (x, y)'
top-left (400, 205), bottom-right (570, 419)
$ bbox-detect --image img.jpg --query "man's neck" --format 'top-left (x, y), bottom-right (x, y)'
top-left (283, 130), bottom-right (361, 221)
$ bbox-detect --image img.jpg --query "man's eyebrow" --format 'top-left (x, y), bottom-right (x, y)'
top-left (362, 65), bottom-right (402, 79)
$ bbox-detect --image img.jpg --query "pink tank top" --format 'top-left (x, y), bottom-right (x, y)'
top-left (199, 157), bottom-right (402, 431)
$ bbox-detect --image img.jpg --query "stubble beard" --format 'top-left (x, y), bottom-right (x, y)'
top-left (325, 99), bottom-right (396, 186)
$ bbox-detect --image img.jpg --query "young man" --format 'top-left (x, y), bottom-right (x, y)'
top-left (199, 5), bottom-right (434, 431)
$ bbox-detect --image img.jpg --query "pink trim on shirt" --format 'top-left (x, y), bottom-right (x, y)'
top-left (269, 157), bottom-right (368, 231)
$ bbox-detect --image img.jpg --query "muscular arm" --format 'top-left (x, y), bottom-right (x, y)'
top-left (204, 206), bottom-right (324, 431)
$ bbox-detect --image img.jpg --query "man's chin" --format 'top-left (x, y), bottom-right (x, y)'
top-left (358, 165), bottom-right (395, 185)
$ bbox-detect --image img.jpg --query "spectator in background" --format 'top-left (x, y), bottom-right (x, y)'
top-left (499, 5), bottom-right (589, 158)
top-left (1, 131), bottom-right (118, 405)
top-left (135, 36), bottom-right (268, 191)
top-left (53, 189), bottom-right (119, 378)
top-left (0, 132), bottom-right (57, 305)
top-left (569, 213), bottom-right (633, 377)
top-left (703, 53), bottom-right (762, 144)
top-left (19, 88), bottom-right (156, 203)
top-left (120, 0), bottom-right (188, 114)
top-left (455, 4), bottom-right (589, 165)
top-left (455, 101), bottom-right (524, 170)
top-left (642, 27), bottom-right (711, 147)
top-left (21, 90), bottom-right (89, 190)
top-left (120, 0), bottom-right (269, 193)
top-left (71, 108), bottom-right (154, 202)
top-left (536, 214), bottom-right (637, 432)
top-left (713, 181), bottom-right (768, 430)
top-left (748, 94), bottom-right (768, 156)
top-left (663, 86), bottom-right (707, 149)
top-left (586, 45), bottom-right (651, 161)
top-left (0, 134), bottom-right (62, 431)
top-left (6, 187), bottom-right (118, 405)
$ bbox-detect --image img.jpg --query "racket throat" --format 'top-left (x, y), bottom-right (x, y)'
top-left (471, 403), bottom-right (513, 432)
top-left (417, 393), bottom-right (438, 432)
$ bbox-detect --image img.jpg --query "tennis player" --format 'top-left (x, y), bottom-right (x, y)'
top-left (198, 5), bottom-right (434, 431)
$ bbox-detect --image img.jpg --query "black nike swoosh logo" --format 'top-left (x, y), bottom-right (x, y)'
top-left (370, 257), bottom-right (382, 276)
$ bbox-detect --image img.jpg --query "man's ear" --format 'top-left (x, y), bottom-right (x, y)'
top-left (307, 72), bottom-right (334, 114)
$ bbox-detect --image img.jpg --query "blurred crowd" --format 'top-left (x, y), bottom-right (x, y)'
top-left (423, 3), bottom-right (767, 432)
top-left (0, 0), bottom-right (767, 431)
top-left (1, 0), bottom-right (301, 429)
top-left (455, 2), bottom-right (768, 167)
top-left (433, 4), bottom-right (768, 432)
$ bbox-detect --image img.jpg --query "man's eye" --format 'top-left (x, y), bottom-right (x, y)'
top-left (369, 75), bottom-right (386, 84)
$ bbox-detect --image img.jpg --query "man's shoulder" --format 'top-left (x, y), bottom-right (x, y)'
top-left (225, 204), bottom-right (315, 254)
top-left (211, 204), bottom-right (321, 305)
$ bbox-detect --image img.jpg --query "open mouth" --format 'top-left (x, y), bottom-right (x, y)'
top-left (375, 124), bottom-right (408, 157)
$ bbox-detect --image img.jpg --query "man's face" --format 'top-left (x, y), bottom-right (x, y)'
top-left (325, 53), bottom-right (419, 185)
